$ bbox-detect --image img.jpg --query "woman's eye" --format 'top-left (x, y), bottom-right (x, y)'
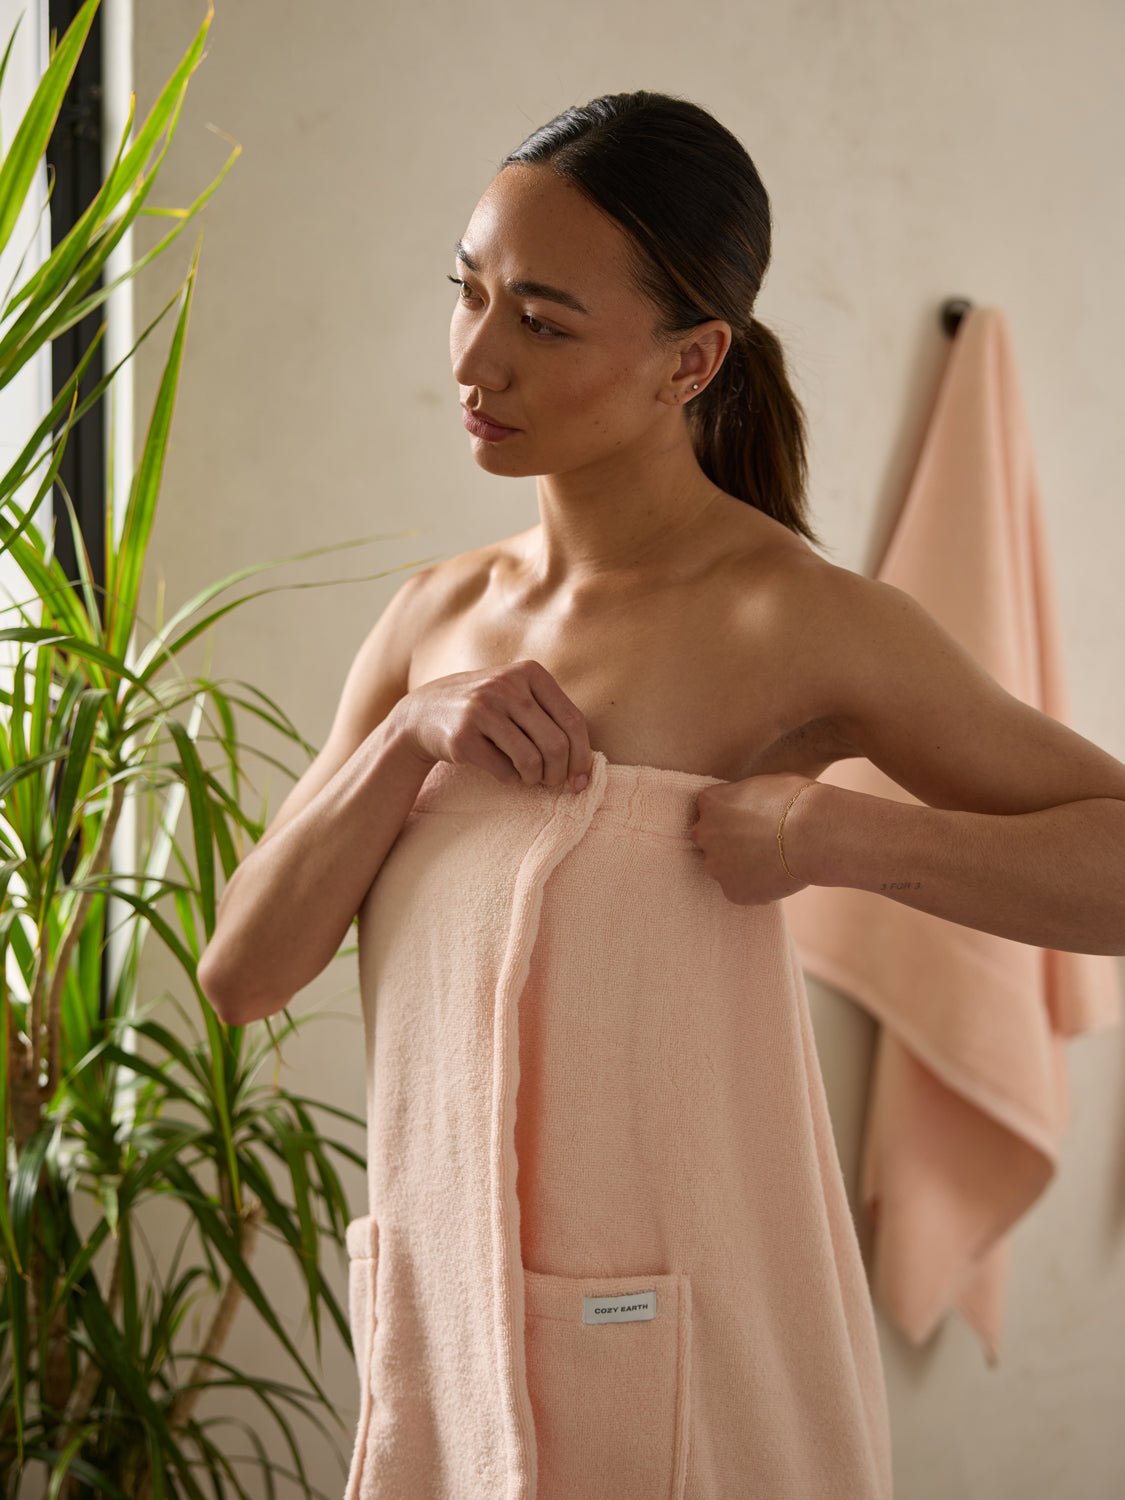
top-left (446, 274), bottom-right (566, 340)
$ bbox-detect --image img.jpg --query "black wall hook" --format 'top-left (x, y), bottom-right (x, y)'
top-left (941, 297), bottom-right (973, 337)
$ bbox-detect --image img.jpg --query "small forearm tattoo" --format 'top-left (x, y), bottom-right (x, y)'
top-left (880, 880), bottom-right (923, 891)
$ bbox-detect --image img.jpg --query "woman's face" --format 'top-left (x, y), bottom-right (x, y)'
top-left (450, 164), bottom-right (682, 477)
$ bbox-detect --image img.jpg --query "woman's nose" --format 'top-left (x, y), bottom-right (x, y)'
top-left (450, 307), bottom-right (509, 391)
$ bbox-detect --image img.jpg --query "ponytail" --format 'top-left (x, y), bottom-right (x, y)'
top-left (688, 316), bottom-right (822, 548)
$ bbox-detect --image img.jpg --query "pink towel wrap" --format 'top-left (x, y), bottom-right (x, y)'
top-left (784, 305), bottom-right (1122, 1367)
top-left (344, 748), bottom-right (893, 1498)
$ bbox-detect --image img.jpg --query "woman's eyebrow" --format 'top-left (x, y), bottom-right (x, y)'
top-left (453, 238), bottom-right (592, 316)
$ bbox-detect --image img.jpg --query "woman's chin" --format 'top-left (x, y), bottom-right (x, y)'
top-left (469, 442), bottom-right (535, 474)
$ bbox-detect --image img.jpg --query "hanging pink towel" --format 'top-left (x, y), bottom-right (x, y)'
top-left (784, 305), bottom-right (1122, 1367)
top-left (343, 749), bottom-right (894, 1497)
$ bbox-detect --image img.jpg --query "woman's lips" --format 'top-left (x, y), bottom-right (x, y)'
top-left (462, 406), bottom-right (520, 441)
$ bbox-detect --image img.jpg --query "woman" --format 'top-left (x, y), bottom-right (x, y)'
top-left (200, 90), bottom-right (1125, 1500)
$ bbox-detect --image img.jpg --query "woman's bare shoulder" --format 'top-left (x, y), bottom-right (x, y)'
top-left (413, 528), bottom-right (535, 618)
top-left (716, 505), bottom-right (838, 603)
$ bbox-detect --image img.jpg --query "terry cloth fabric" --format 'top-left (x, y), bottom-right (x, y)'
top-left (784, 304), bottom-right (1122, 1368)
top-left (343, 748), bottom-right (894, 1499)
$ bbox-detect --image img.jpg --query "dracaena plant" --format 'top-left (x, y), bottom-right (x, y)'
top-left (0, 2), bottom-right (430, 1495)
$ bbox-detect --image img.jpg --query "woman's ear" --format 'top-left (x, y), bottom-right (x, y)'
top-left (663, 320), bottom-right (730, 405)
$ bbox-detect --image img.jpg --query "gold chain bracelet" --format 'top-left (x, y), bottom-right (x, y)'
top-left (776, 781), bottom-right (815, 880)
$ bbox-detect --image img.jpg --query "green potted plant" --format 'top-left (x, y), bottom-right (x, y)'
top-left (0, 2), bottom-right (431, 1493)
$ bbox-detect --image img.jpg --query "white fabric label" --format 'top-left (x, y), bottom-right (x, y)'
top-left (582, 1289), bottom-right (657, 1324)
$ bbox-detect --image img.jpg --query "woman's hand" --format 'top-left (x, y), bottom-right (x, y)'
top-left (689, 772), bottom-right (820, 905)
top-left (389, 659), bottom-right (593, 791)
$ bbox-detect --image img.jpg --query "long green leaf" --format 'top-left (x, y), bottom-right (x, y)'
top-left (105, 240), bottom-right (198, 662)
top-left (160, 1159), bottom-right (334, 1410)
top-left (0, 0), bottom-right (100, 260)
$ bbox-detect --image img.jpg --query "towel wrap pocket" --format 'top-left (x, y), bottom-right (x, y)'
top-left (345, 1214), bottom-right (379, 1392)
top-left (523, 1267), bottom-right (692, 1500)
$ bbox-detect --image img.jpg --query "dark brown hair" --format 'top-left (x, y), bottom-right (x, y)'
top-left (500, 90), bottom-right (824, 550)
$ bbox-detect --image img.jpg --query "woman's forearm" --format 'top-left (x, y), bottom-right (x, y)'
top-left (787, 782), bottom-right (1125, 956)
top-left (197, 710), bottom-right (436, 1024)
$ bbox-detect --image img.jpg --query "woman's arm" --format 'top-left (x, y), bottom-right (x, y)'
top-left (696, 558), bottom-right (1125, 954)
top-left (734, 560), bottom-right (1125, 954)
top-left (784, 779), bottom-right (1125, 955)
top-left (198, 570), bottom-right (435, 1024)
